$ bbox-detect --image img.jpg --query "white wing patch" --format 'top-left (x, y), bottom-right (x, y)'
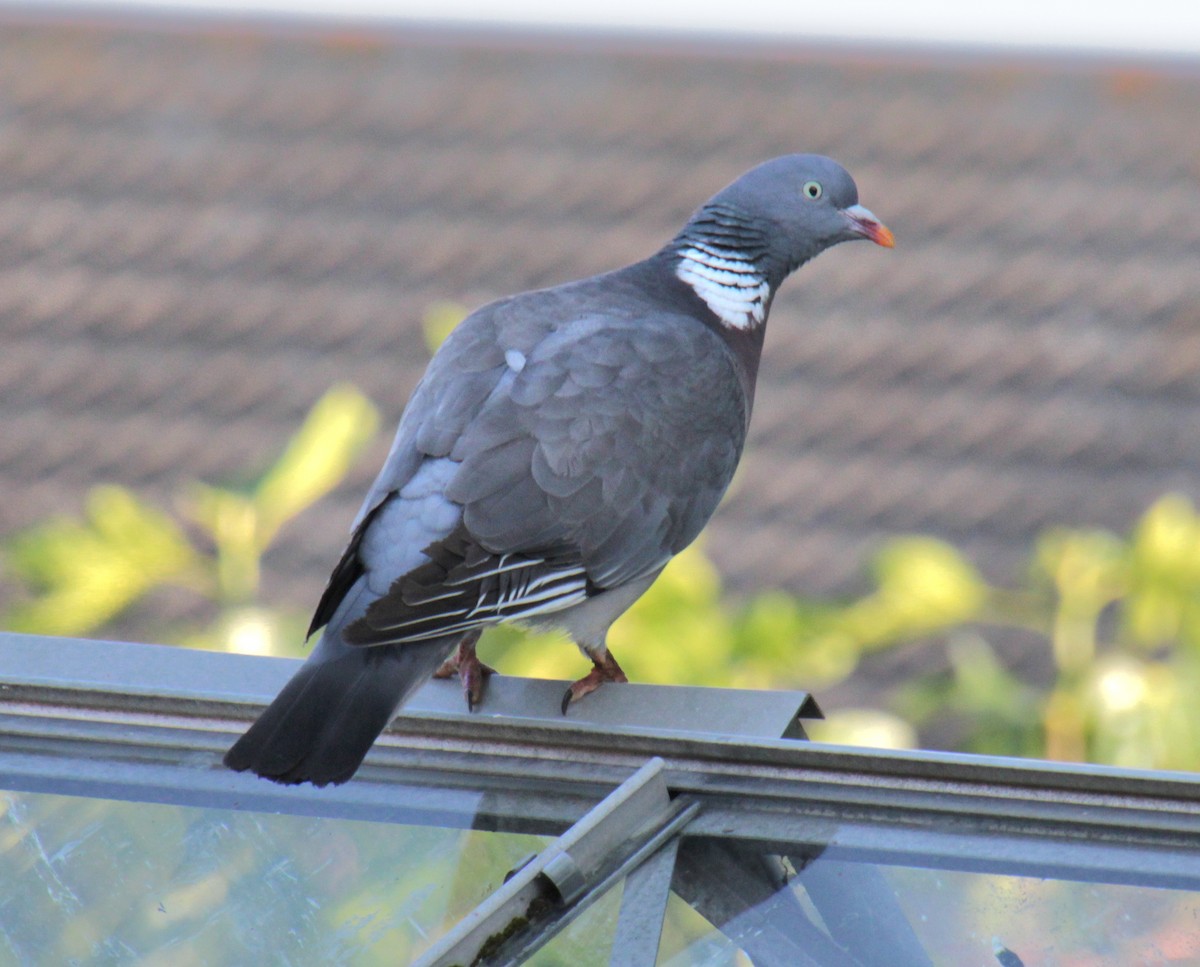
top-left (675, 245), bottom-right (770, 331)
top-left (360, 458), bottom-right (462, 595)
top-left (504, 348), bottom-right (527, 372)
top-left (362, 555), bottom-right (590, 643)
top-left (351, 455), bottom-right (593, 645)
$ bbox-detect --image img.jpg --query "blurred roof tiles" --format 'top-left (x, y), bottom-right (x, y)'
top-left (1, 17), bottom-right (1199, 634)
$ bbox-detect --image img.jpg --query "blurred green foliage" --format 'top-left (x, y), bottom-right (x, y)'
top-left (3, 383), bottom-right (378, 655)
top-left (188, 382), bottom-right (379, 606)
top-left (4, 484), bottom-right (207, 638)
top-left (816, 494), bottom-right (1200, 771)
top-left (5, 311), bottom-right (1200, 773)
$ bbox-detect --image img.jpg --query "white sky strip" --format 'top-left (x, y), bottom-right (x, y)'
top-left (29, 0), bottom-right (1200, 56)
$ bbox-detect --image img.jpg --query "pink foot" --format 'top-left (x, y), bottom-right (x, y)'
top-left (433, 631), bottom-right (494, 711)
top-left (561, 650), bottom-right (628, 714)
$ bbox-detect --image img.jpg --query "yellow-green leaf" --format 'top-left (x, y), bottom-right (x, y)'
top-left (5, 485), bottom-right (205, 635)
top-left (421, 302), bottom-right (467, 354)
top-left (253, 384), bottom-right (379, 547)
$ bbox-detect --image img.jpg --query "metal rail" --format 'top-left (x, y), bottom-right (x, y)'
top-left (0, 632), bottom-right (1198, 897)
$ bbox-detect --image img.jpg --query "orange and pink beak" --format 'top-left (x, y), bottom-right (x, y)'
top-left (842, 204), bottom-right (895, 248)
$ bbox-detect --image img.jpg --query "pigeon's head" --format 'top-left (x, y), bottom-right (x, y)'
top-left (707, 154), bottom-right (894, 272)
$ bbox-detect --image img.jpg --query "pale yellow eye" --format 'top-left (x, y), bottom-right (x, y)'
top-left (802, 181), bottom-right (823, 200)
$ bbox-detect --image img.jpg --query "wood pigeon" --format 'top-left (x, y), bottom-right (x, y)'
top-left (225, 154), bottom-right (893, 785)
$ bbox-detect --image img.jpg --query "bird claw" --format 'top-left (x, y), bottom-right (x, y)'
top-left (561, 651), bottom-right (628, 714)
top-left (433, 632), bottom-right (493, 711)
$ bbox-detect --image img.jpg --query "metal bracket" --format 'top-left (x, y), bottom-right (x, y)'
top-left (611, 835), bottom-right (680, 967)
top-left (415, 756), bottom-right (693, 967)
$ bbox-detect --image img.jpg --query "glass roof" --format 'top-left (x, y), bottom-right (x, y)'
top-left (0, 790), bottom-right (546, 964)
top-left (1, 631), bottom-right (1198, 965)
top-left (4, 787), bottom-right (1197, 965)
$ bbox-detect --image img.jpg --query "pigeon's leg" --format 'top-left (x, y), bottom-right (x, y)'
top-left (561, 649), bottom-right (628, 714)
top-left (433, 629), bottom-right (493, 711)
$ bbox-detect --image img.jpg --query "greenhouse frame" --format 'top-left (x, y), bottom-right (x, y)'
top-left (0, 633), bottom-right (1197, 965)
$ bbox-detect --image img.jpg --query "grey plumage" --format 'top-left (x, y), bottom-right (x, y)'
top-left (224, 154), bottom-right (893, 785)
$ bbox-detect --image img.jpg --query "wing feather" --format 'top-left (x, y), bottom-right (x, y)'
top-left (344, 525), bottom-right (592, 647)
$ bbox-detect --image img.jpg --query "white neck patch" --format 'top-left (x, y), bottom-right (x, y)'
top-left (675, 246), bottom-right (770, 331)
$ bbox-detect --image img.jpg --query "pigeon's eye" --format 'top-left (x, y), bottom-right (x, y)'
top-left (802, 181), bottom-right (823, 200)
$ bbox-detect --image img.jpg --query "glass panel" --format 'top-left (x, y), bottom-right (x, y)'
top-left (657, 891), bottom-right (753, 966)
top-left (891, 866), bottom-right (1200, 966)
top-left (526, 879), bottom-right (624, 967)
top-left (0, 789), bottom-right (548, 965)
top-left (665, 850), bottom-right (1200, 967)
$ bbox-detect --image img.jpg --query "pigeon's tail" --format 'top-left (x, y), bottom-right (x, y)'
top-left (224, 638), bottom-right (453, 786)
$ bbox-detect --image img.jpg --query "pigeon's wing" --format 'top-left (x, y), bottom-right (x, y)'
top-left (345, 311), bottom-right (749, 647)
top-left (354, 311), bottom-right (514, 530)
top-left (308, 306), bottom-right (514, 637)
top-left (454, 314), bottom-right (748, 583)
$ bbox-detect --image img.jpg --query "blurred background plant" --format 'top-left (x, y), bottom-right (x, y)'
top-left (6, 311), bottom-right (1200, 773)
top-left (2, 382), bottom-right (379, 660)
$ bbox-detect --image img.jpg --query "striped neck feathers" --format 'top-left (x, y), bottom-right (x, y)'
top-left (671, 206), bottom-right (775, 332)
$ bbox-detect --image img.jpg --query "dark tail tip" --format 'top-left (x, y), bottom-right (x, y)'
top-left (223, 643), bottom-right (449, 787)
